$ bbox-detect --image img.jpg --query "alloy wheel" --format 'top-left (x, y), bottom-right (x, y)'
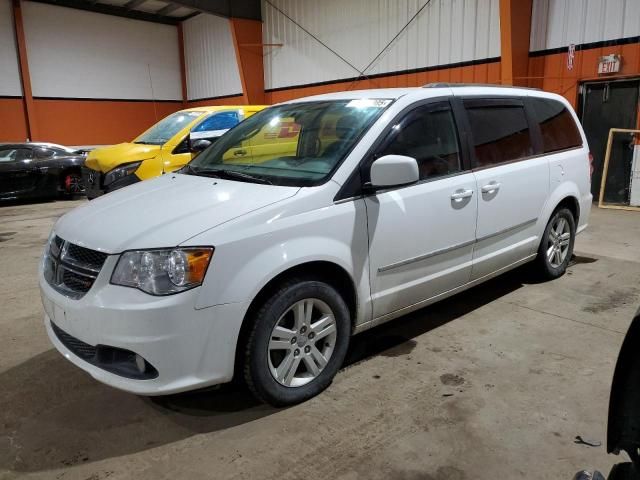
top-left (268, 298), bottom-right (337, 387)
top-left (546, 216), bottom-right (571, 268)
top-left (65, 174), bottom-right (84, 194)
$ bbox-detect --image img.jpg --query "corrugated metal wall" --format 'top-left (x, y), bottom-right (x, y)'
top-left (22, 1), bottom-right (182, 100)
top-left (183, 14), bottom-right (243, 101)
top-left (0, 0), bottom-right (22, 97)
top-left (530, 0), bottom-right (640, 51)
top-left (263, 0), bottom-right (501, 90)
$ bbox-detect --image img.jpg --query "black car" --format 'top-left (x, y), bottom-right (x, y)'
top-left (574, 307), bottom-right (640, 480)
top-left (0, 143), bottom-right (85, 201)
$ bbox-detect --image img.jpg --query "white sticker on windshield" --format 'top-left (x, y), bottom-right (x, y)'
top-left (346, 99), bottom-right (392, 109)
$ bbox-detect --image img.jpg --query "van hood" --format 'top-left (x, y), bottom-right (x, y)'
top-left (54, 174), bottom-right (300, 252)
top-left (85, 143), bottom-right (161, 173)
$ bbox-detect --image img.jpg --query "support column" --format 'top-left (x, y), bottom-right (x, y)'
top-left (499, 0), bottom-right (533, 86)
top-left (12, 0), bottom-right (37, 140)
top-left (229, 18), bottom-right (265, 105)
top-left (177, 22), bottom-right (188, 106)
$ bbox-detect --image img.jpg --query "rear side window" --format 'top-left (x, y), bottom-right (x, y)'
top-left (465, 101), bottom-right (534, 167)
top-left (529, 98), bottom-right (582, 153)
top-left (35, 148), bottom-right (54, 159)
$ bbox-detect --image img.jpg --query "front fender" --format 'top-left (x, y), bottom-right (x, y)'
top-left (193, 196), bottom-right (371, 326)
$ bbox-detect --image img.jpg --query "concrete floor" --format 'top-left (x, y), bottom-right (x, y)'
top-left (0, 200), bottom-right (639, 480)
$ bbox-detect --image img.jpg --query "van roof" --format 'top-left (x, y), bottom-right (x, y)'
top-left (282, 83), bottom-right (558, 104)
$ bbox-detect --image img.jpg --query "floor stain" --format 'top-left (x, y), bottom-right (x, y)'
top-left (583, 288), bottom-right (639, 314)
top-left (440, 374), bottom-right (465, 386)
top-left (0, 231), bottom-right (17, 242)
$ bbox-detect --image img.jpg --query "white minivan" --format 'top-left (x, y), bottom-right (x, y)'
top-left (40, 85), bottom-right (592, 406)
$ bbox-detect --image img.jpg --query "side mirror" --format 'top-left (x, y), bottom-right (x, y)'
top-left (369, 154), bottom-right (419, 188)
top-left (190, 139), bottom-right (212, 154)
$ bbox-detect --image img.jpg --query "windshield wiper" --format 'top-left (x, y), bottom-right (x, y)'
top-left (197, 168), bottom-right (273, 185)
top-left (179, 164), bottom-right (199, 175)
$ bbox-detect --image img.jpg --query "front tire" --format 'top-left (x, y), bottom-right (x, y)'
top-left (243, 278), bottom-right (351, 407)
top-left (535, 207), bottom-right (576, 279)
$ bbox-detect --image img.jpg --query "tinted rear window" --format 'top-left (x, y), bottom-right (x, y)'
top-left (465, 102), bottom-right (534, 167)
top-left (529, 98), bottom-right (582, 153)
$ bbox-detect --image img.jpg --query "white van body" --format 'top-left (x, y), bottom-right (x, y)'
top-left (39, 86), bottom-right (592, 403)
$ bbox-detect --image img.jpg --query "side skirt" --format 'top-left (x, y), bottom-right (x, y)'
top-left (353, 253), bottom-right (537, 335)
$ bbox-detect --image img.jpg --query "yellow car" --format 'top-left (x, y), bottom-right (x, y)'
top-left (82, 105), bottom-right (266, 199)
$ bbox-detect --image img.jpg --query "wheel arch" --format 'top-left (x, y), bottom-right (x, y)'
top-left (542, 180), bottom-right (582, 230)
top-left (554, 195), bottom-right (580, 224)
top-left (233, 260), bottom-right (358, 381)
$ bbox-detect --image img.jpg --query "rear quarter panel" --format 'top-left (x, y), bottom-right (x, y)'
top-left (529, 91), bottom-right (592, 238)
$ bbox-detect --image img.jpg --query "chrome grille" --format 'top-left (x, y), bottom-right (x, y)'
top-left (44, 236), bottom-right (108, 299)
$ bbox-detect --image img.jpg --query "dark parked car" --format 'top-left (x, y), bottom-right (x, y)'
top-left (574, 307), bottom-right (640, 480)
top-left (0, 143), bottom-right (85, 201)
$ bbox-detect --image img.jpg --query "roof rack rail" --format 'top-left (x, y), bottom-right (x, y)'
top-left (423, 82), bottom-right (540, 90)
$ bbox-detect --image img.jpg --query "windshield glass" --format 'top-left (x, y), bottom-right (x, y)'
top-left (189, 99), bottom-right (392, 186)
top-left (135, 111), bottom-right (203, 145)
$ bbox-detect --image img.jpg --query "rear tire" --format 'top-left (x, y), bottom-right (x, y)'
top-left (535, 207), bottom-right (576, 279)
top-left (61, 171), bottom-right (84, 197)
top-left (243, 278), bottom-right (350, 407)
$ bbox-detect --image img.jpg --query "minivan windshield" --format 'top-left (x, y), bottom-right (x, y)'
top-left (188, 99), bottom-right (392, 186)
top-left (134, 111), bottom-right (203, 145)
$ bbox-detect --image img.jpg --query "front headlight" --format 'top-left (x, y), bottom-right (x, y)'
top-left (111, 247), bottom-right (214, 295)
top-left (104, 161), bottom-right (142, 186)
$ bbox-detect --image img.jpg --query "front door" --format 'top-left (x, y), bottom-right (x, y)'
top-left (580, 79), bottom-right (639, 204)
top-left (365, 101), bottom-right (477, 319)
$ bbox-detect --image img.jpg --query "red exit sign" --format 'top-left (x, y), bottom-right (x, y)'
top-left (598, 54), bottom-right (622, 75)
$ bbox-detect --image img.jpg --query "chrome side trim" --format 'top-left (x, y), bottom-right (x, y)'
top-left (378, 239), bottom-right (475, 273)
top-left (377, 217), bottom-right (538, 273)
top-left (475, 217), bottom-right (538, 243)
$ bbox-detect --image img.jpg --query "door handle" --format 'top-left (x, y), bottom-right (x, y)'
top-left (233, 149), bottom-right (247, 156)
top-left (481, 182), bottom-right (501, 194)
top-left (451, 189), bottom-right (474, 201)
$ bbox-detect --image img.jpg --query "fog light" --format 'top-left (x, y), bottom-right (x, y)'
top-left (135, 354), bottom-right (146, 373)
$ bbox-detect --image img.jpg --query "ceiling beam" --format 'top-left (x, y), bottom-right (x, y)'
top-left (28, 0), bottom-right (261, 23)
top-left (28, 0), bottom-right (182, 24)
top-left (168, 0), bottom-right (261, 21)
top-left (156, 2), bottom-right (181, 16)
top-left (124, 0), bottom-right (147, 10)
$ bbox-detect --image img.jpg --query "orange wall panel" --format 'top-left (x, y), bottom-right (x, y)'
top-left (0, 98), bottom-right (29, 142)
top-left (527, 41), bottom-right (640, 108)
top-left (264, 60), bottom-right (502, 104)
top-left (32, 99), bottom-right (182, 145)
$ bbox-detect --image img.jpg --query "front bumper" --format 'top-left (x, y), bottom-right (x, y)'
top-left (39, 257), bottom-right (246, 395)
top-left (81, 167), bottom-right (140, 199)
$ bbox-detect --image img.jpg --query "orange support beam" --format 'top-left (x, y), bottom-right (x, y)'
top-left (229, 18), bottom-right (265, 105)
top-left (12, 0), bottom-right (37, 140)
top-left (499, 0), bottom-right (533, 86)
top-left (177, 22), bottom-right (188, 106)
